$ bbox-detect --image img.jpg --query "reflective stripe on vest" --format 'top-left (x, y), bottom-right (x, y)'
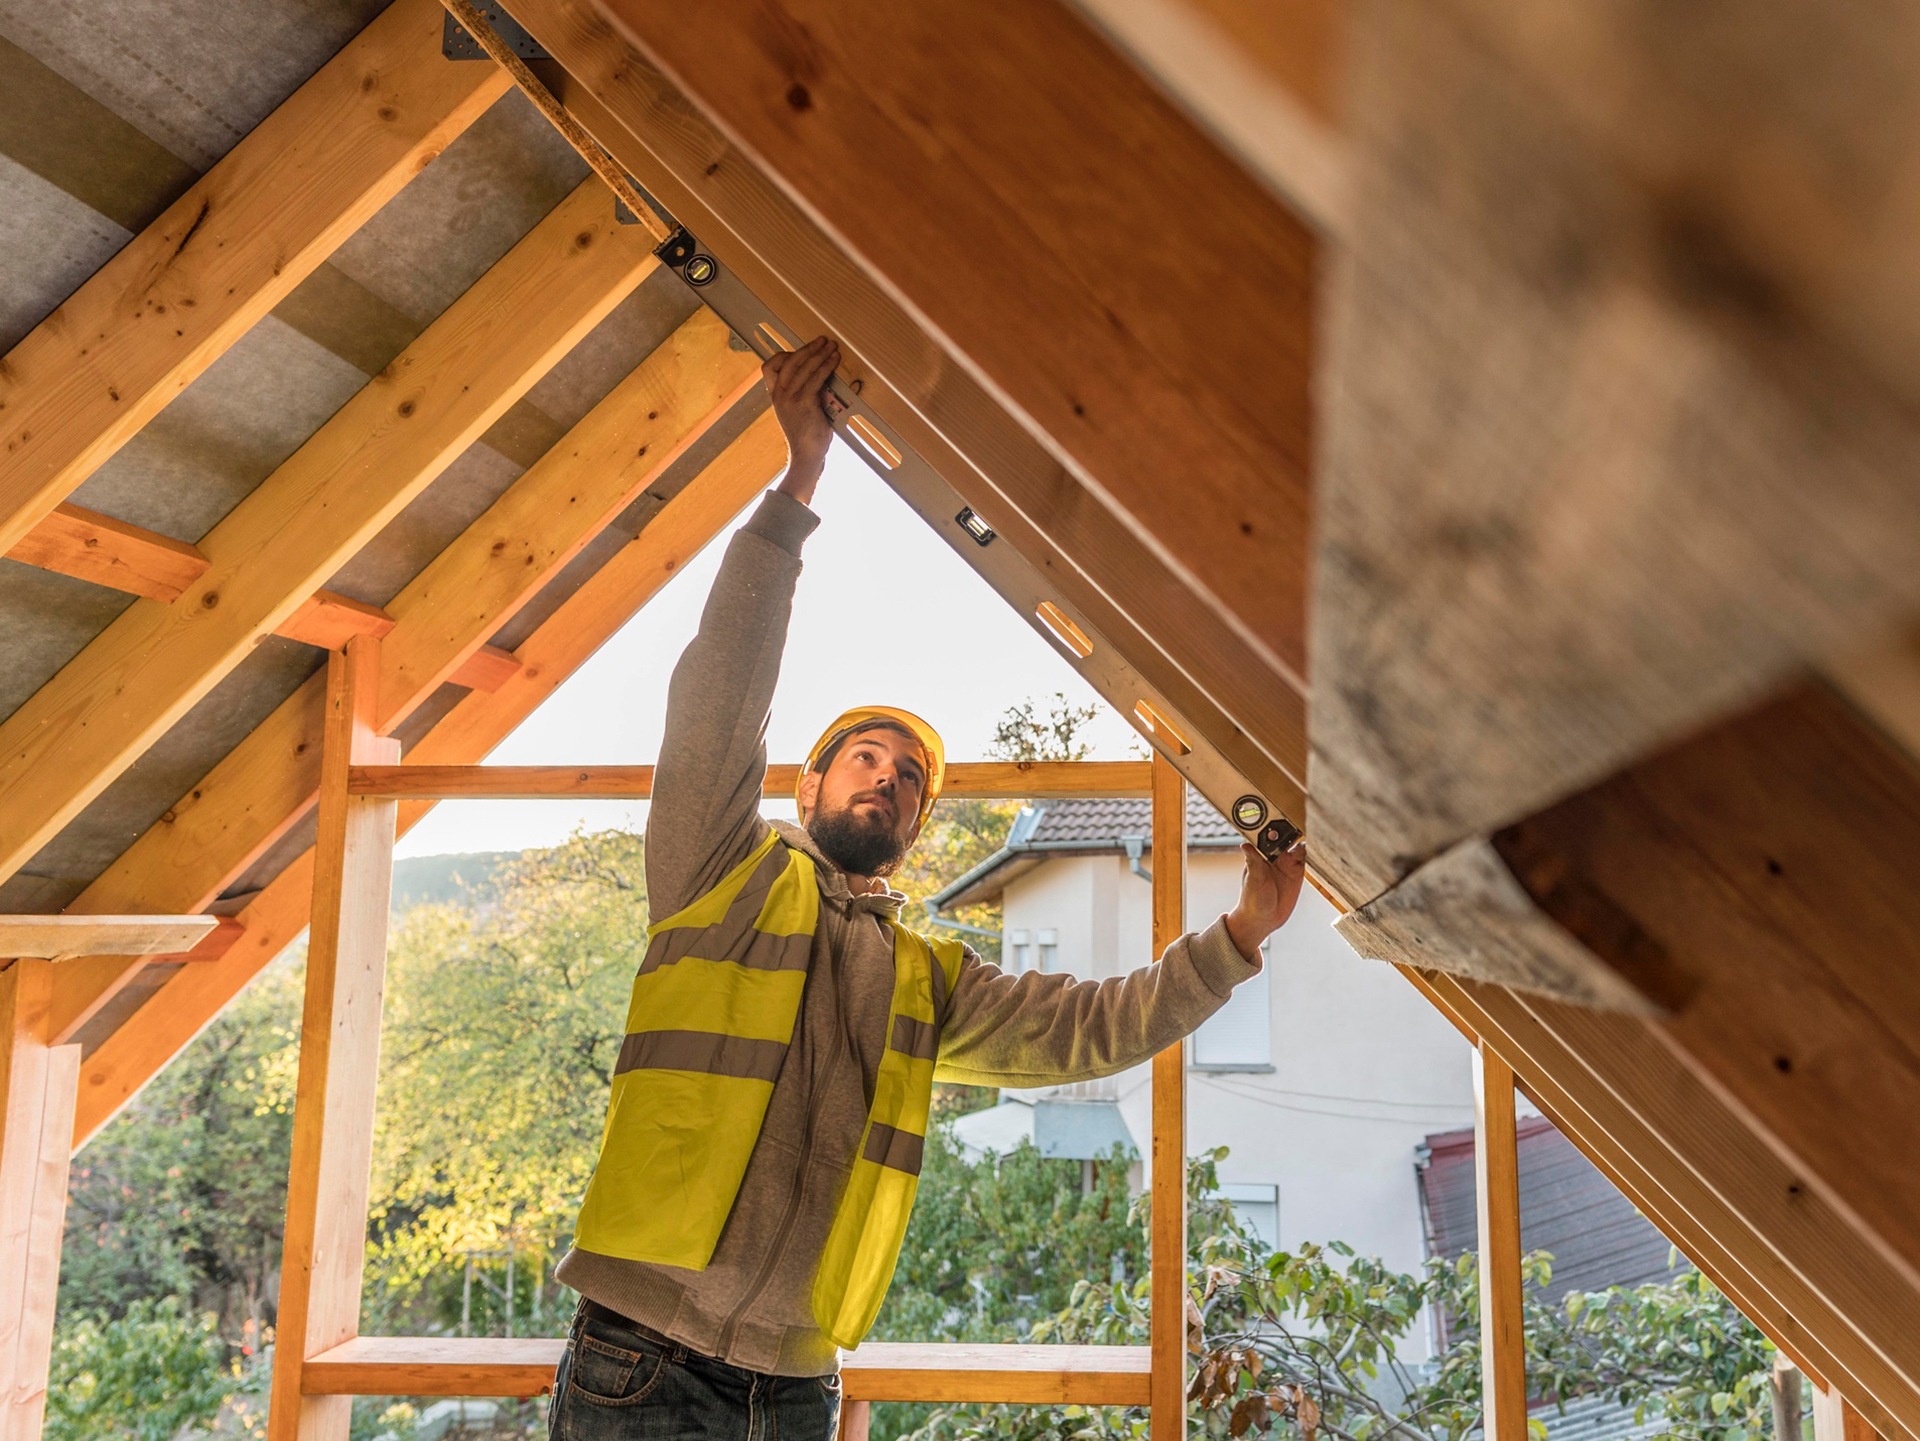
top-left (571, 828), bottom-right (965, 1350)
top-left (811, 922), bottom-right (964, 1349)
top-left (573, 830), bottom-right (818, 1268)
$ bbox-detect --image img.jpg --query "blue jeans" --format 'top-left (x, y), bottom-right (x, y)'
top-left (548, 1300), bottom-right (842, 1440)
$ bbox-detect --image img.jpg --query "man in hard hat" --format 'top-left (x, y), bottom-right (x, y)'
top-left (548, 336), bottom-right (1307, 1438)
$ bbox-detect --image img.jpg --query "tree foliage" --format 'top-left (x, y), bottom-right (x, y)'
top-left (906, 1149), bottom-right (1783, 1441)
top-left (44, 1297), bottom-right (248, 1441)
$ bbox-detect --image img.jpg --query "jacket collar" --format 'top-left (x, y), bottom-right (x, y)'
top-left (772, 820), bottom-right (906, 919)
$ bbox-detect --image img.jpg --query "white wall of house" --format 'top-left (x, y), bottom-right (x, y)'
top-left (998, 851), bottom-right (1477, 1331)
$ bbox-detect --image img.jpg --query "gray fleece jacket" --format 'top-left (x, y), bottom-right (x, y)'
top-left (554, 488), bottom-right (1258, 1375)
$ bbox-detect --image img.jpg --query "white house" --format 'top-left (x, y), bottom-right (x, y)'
top-left (930, 792), bottom-right (1478, 1309)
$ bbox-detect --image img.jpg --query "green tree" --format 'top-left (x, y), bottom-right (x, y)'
top-left (44, 1297), bottom-right (244, 1441)
top-left (907, 1150), bottom-right (1784, 1441)
top-left (365, 828), bottom-right (646, 1335)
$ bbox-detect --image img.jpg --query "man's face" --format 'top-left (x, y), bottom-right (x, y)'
top-left (799, 726), bottom-right (928, 877)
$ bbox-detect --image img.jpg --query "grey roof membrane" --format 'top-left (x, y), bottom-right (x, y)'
top-left (0, 1), bottom-right (759, 1051)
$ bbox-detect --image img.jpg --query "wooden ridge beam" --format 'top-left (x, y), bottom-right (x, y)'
top-left (0, 177), bottom-right (658, 891)
top-left (69, 415), bottom-right (785, 1146)
top-left (0, 0), bottom-right (510, 556)
top-left (46, 310), bottom-right (758, 1044)
top-left (516, 0), bottom-right (1310, 817)
top-left (1411, 968), bottom-right (1920, 1441)
top-left (345, 759), bottom-right (1154, 799)
top-left (586, 0), bottom-right (1316, 679)
top-left (299, 1336), bottom-right (1150, 1405)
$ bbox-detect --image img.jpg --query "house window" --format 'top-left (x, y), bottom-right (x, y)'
top-left (1192, 941), bottom-right (1271, 1068)
top-left (1008, 929), bottom-right (1031, 972)
top-left (1220, 1182), bottom-right (1279, 1249)
top-left (1037, 927), bottom-right (1059, 972)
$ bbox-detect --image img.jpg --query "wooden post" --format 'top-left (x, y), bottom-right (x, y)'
top-left (841, 1399), bottom-right (872, 1441)
top-left (0, 958), bottom-right (80, 1441)
top-left (1812, 1385), bottom-right (1881, 1441)
top-left (1773, 1356), bottom-right (1805, 1441)
top-left (1473, 1045), bottom-right (1527, 1441)
top-left (268, 637), bottom-right (400, 1440)
top-left (1149, 752), bottom-right (1188, 1439)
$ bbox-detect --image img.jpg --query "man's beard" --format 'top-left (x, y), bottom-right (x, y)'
top-left (808, 798), bottom-right (908, 878)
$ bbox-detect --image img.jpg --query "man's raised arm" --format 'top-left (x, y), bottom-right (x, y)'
top-left (645, 338), bottom-right (841, 914)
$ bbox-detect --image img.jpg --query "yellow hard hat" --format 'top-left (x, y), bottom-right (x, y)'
top-left (798, 705), bottom-right (946, 831)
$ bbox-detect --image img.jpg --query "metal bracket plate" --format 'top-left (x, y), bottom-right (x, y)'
top-left (442, 5), bottom-right (549, 60)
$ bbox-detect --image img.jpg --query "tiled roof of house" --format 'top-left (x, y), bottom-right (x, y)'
top-left (928, 789), bottom-right (1245, 910)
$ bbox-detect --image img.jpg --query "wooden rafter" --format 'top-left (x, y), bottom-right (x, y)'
top-left (1414, 969), bottom-right (1920, 1441)
top-left (0, 0), bottom-right (509, 556)
top-left (69, 414), bottom-right (786, 1145)
top-left (0, 178), bottom-right (658, 890)
top-left (586, 0), bottom-right (1316, 681)
top-left (47, 310), bottom-right (759, 1044)
top-left (519, 4), bottom-right (1310, 819)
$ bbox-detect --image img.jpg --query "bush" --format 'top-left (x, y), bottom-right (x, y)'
top-left (45, 1297), bottom-right (241, 1441)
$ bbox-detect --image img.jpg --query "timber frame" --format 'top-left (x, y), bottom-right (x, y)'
top-left (3, 0), bottom-right (1919, 1438)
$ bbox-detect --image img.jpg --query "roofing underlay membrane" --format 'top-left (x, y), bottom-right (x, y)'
top-left (0, 0), bottom-right (768, 1049)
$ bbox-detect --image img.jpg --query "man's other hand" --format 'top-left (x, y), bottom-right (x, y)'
top-left (1224, 840), bottom-right (1308, 963)
top-left (765, 335), bottom-right (840, 505)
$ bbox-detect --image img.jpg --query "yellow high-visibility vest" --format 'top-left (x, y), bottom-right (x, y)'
top-left (573, 829), bottom-right (964, 1348)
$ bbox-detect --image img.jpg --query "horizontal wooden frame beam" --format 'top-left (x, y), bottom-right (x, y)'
top-left (301, 1337), bottom-right (1150, 1405)
top-left (0, 0), bottom-right (510, 557)
top-left (345, 760), bottom-right (1154, 799)
top-left (0, 916), bottom-right (216, 963)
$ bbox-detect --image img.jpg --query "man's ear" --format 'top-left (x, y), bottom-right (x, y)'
top-left (797, 768), bottom-right (822, 822)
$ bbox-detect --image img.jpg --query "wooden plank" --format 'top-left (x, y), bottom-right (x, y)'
top-left (1416, 968), bottom-right (1920, 1441)
top-left (1473, 1044), bottom-right (1526, 1441)
top-left (1307, 2), bottom-right (1920, 903)
top-left (0, 0), bottom-right (509, 557)
top-left (1071, 0), bottom-right (1350, 230)
top-left (299, 1335), bottom-right (1150, 1403)
top-left (0, 178), bottom-right (658, 891)
top-left (70, 417), bottom-right (785, 1146)
top-left (267, 640), bottom-right (399, 1441)
top-left (277, 592), bottom-right (398, 650)
top-left (345, 759), bottom-right (1154, 799)
top-left (1149, 753), bottom-right (1188, 1437)
top-left (522, 5), bottom-right (1311, 814)
top-left (592, 0), bottom-right (1315, 679)
top-left (4, 504), bottom-right (208, 602)
top-left (0, 915), bottom-right (215, 963)
top-left (1487, 682), bottom-right (1920, 1288)
top-left (0, 958), bottom-right (80, 1441)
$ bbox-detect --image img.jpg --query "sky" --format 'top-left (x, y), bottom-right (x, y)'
top-left (396, 437), bottom-right (1145, 859)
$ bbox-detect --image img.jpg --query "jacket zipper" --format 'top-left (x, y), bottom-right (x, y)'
top-left (715, 903), bottom-right (851, 1357)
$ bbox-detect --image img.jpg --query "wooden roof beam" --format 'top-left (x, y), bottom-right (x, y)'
top-left (0, 916), bottom-right (216, 964)
top-left (0, 0), bottom-right (509, 556)
top-left (345, 760), bottom-right (1153, 799)
top-left (0, 178), bottom-right (658, 890)
top-left (64, 415), bottom-right (785, 1134)
top-left (516, 6), bottom-right (1307, 820)
top-left (45, 310), bottom-right (759, 1044)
